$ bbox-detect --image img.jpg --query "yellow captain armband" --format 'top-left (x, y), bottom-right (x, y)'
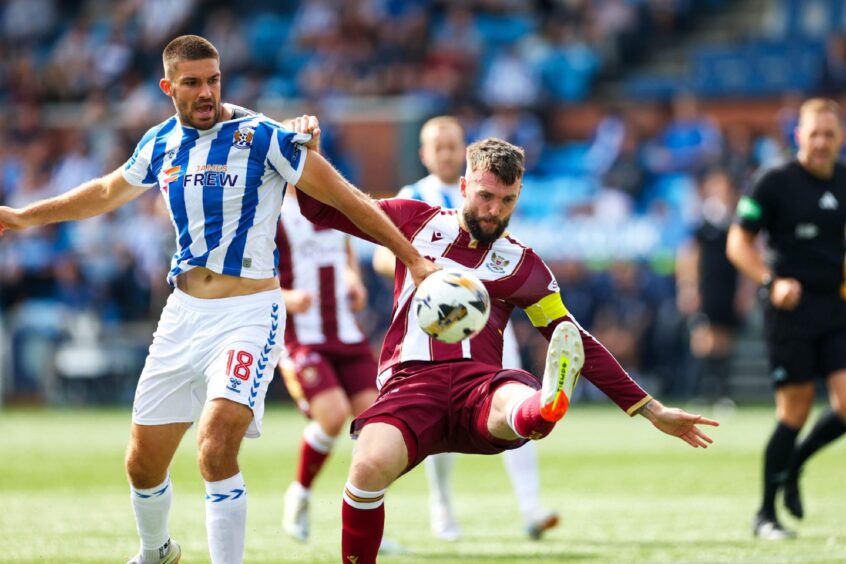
top-left (524, 293), bottom-right (569, 327)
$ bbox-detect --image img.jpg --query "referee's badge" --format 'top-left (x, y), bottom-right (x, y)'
top-left (819, 191), bottom-right (839, 210)
top-left (233, 126), bottom-right (255, 149)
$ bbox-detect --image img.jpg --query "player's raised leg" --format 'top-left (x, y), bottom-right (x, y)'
top-left (539, 322), bottom-right (584, 423)
top-left (343, 422), bottom-right (408, 564)
top-left (126, 423), bottom-right (190, 564)
top-left (489, 322), bottom-right (584, 441)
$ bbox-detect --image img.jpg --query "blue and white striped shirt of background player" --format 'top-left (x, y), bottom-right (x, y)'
top-left (122, 104), bottom-right (310, 286)
top-left (397, 174), bottom-right (522, 371)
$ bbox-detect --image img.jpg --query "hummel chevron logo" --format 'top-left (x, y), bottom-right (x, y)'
top-left (135, 484), bottom-right (170, 498)
top-left (257, 359), bottom-right (267, 371)
top-left (263, 344), bottom-right (271, 355)
top-left (431, 231), bottom-right (443, 242)
top-left (271, 320), bottom-right (278, 330)
top-left (206, 488), bottom-right (246, 503)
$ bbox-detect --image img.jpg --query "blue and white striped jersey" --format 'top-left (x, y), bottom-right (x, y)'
top-left (396, 174), bottom-right (461, 209)
top-left (122, 104), bottom-right (309, 285)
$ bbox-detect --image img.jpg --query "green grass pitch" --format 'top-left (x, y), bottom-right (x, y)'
top-left (1, 403), bottom-right (844, 563)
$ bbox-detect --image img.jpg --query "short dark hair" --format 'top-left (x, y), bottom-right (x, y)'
top-left (162, 35), bottom-right (219, 78)
top-left (466, 138), bottom-right (525, 185)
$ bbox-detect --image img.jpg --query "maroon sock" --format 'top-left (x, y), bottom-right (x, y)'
top-left (296, 439), bottom-right (330, 489)
top-left (513, 390), bottom-right (556, 440)
top-left (342, 497), bottom-right (384, 564)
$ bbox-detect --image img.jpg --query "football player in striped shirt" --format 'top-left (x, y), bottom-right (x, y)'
top-left (292, 132), bottom-right (720, 564)
top-left (374, 116), bottom-right (559, 541)
top-left (0, 35), bottom-right (436, 564)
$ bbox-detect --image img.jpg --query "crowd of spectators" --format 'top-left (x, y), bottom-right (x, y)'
top-left (2, 0), bottom-right (720, 110)
top-left (0, 0), bottom-right (839, 403)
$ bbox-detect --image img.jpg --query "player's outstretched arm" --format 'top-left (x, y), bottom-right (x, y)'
top-left (0, 168), bottom-right (146, 235)
top-left (637, 399), bottom-right (719, 448)
top-left (287, 113), bottom-right (437, 286)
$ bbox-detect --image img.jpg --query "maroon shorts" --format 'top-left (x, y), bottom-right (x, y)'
top-left (350, 360), bottom-right (540, 471)
top-left (282, 341), bottom-right (378, 415)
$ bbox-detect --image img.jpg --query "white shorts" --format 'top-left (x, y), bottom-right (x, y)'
top-left (132, 288), bottom-right (285, 438)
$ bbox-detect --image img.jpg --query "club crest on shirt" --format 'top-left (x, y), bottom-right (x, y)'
top-left (232, 126), bottom-right (254, 149)
top-left (486, 251), bottom-right (510, 273)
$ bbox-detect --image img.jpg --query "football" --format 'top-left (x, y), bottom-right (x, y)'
top-left (414, 269), bottom-right (491, 343)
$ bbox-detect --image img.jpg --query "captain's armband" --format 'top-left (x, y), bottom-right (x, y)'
top-left (524, 293), bottom-right (569, 327)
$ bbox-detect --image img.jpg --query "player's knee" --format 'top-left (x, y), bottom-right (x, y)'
top-left (125, 450), bottom-right (165, 489)
top-left (348, 455), bottom-right (397, 491)
top-left (319, 409), bottom-right (349, 437)
top-left (197, 436), bottom-right (238, 479)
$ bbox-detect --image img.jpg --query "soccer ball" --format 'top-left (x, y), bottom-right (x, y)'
top-left (414, 269), bottom-right (491, 344)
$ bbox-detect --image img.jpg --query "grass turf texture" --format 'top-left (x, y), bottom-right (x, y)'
top-left (1, 404), bottom-right (844, 563)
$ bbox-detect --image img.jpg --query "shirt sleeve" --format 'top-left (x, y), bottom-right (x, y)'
top-left (297, 191), bottom-right (435, 242)
top-left (510, 253), bottom-right (651, 415)
top-left (734, 167), bottom-right (776, 234)
top-left (121, 129), bottom-right (159, 188)
top-left (267, 125), bottom-right (310, 185)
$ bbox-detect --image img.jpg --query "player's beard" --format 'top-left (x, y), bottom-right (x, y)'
top-left (463, 208), bottom-right (510, 244)
top-left (175, 94), bottom-right (221, 130)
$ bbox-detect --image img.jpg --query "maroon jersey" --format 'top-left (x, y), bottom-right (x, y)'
top-left (276, 195), bottom-right (366, 348)
top-left (297, 193), bottom-right (650, 415)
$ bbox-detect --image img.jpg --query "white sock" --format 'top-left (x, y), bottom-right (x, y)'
top-left (424, 452), bottom-right (456, 507)
top-left (502, 442), bottom-right (542, 520)
top-left (205, 472), bottom-right (247, 564)
top-left (505, 389), bottom-right (536, 438)
top-left (130, 474), bottom-right (173, 557)
top-left (303, 420), bottom-right (336, 454)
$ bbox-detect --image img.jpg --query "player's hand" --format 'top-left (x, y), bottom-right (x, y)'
top-left (639, 399), bottom-right (719, 448)
top-left (290, 114), bottom-right (321, 153)
top-left (0, 206), bottom-right (27, 235)
top-left (283, 289), bottom-right (314, 314)
top-left (770, 277), bottom-right (802, 310)
top-left (347, 280), bottom-right (368, 312)
top-left (408, 256), bottom-right (440, 287)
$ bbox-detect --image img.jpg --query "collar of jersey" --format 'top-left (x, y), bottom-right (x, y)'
top-left (176, 103), bottom-right (259, 135)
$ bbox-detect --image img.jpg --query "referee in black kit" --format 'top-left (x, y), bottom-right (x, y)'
top-left (727, 98), bottom-right (846, 540)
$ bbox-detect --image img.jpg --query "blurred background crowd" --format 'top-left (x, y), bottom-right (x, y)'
top-left (2, 0), bottom-right (845, 406)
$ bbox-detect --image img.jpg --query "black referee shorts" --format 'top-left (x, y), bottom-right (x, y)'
top-left (763, 292), bottom-right (846, 387)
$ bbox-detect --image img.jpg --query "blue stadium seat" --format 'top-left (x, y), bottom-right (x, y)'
top-left (245, 13), bottom-right (294, 69)
top-left (475, 13), bottom-right (536, 46)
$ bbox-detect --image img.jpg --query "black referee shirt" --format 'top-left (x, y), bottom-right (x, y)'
top-left (735, 160), bottom-right (846, 294)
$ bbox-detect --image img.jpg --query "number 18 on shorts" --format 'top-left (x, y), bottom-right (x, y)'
top-left (132, 288), bottom-right (285, 439)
